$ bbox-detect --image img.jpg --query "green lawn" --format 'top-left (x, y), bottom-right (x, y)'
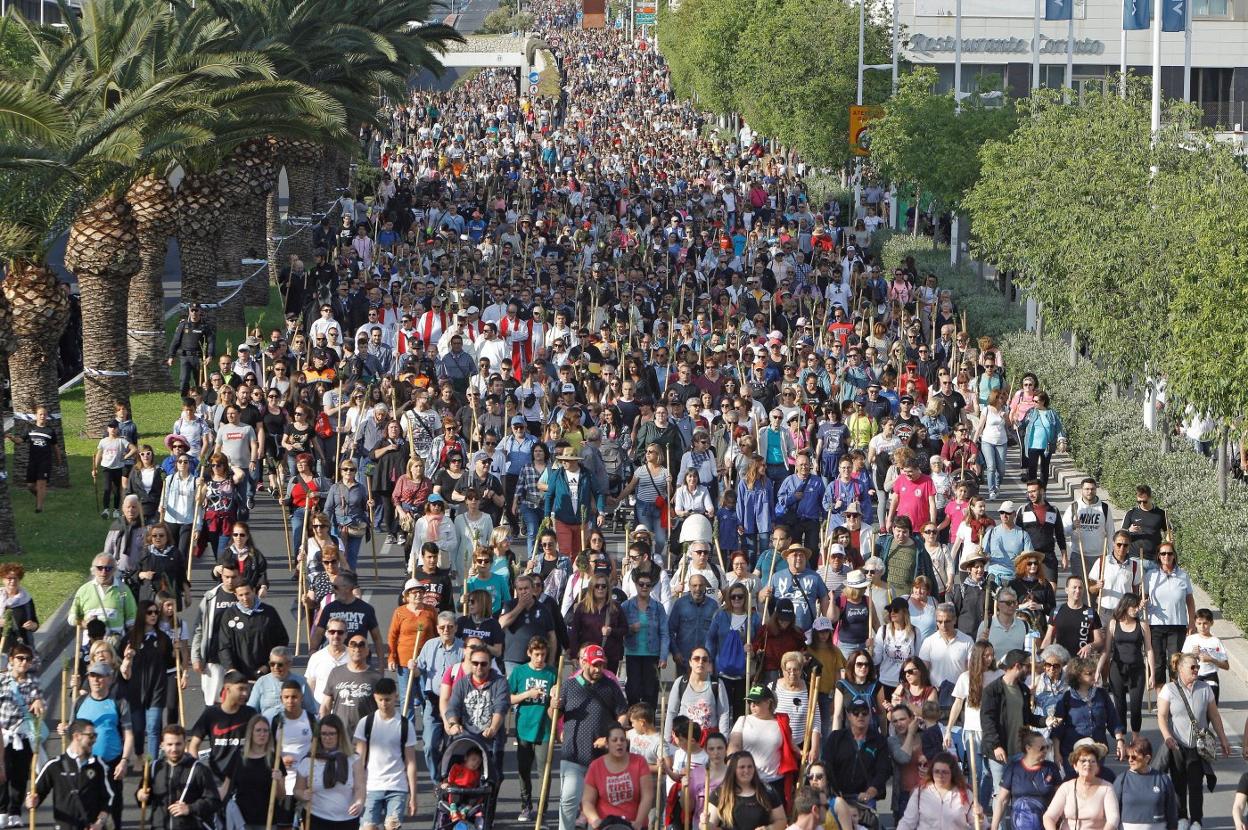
top-left (16, 287), bottom-right (286, 619)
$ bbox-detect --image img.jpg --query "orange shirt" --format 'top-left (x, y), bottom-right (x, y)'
top-left (388, 604), bottom-right (437, 665)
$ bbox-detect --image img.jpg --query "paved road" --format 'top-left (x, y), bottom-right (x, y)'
top-left (31, 441), bottom-right (1248, 829)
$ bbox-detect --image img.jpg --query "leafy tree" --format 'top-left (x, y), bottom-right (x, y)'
top-left (871, 66), bottom-right (1016, 213)
top-left (964, 84), bottom-right (1182, 383)
top-left (657, 0), bottom-right (758, 116)
top-left (731, 0), bottom-right (891, 166)
top-left (1156, 137), bottom-right (1248, 420)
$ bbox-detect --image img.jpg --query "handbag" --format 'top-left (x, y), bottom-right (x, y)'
top-left (1173, 680), bottom-right (1218, 763)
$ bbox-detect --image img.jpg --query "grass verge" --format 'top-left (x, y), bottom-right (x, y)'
top-left (16, 287), bottom-right (285, 620)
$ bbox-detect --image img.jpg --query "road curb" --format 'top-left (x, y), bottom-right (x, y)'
top-left (34, 593), bottom-right (75, 673)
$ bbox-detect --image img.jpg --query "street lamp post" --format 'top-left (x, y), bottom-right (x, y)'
top-left (855, 0), bottom-right (893, 218)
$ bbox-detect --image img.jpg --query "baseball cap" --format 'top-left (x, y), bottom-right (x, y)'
top-left (812, 616), bottom-right (834, 632)
top-left (828, 543), bottom-right (847, 558)
top-left (87, 662), bottom-right (113, 677)
top-left (746, 685), bottom-right (775, 703)
top-left (561, 383), bottom-right (576, 394)
top-left (510, 415), bottom-right (526, 426)
top-left (844, 502), bottom-right (862, 516)
top-left (845, 697), bottom-right (871, 714)
top-left (999, 500), bottom-right (1018, 514)
top-left (427, 493), bottom-right (445, 504)
top-left (775, 598), bottom-right (796, 621)
top-left (403, 578), bottom-right (424, 593)
top-left (583, 644), bottom-right (607, 666)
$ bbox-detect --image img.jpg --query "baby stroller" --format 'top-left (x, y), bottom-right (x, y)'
top-left (433, 734), bottom-right (499, 830)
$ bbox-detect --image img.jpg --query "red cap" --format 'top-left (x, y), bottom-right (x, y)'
top-left (583, 644), bottom-right (607, 666)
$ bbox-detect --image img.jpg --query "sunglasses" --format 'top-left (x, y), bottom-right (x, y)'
top-left (326, 630), bottom-right (347, 637)
top-left (94, 565), bottom-right (115, 573)
top-left (471, 661), bottom-right (491, 667)
top-left (347, 641), bottom-right (367, 648)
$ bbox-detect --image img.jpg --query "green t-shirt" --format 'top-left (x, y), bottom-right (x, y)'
top-left (507, 663), bottom-right (557, 743)
top-left (467, 572), bottom-right (511, 615)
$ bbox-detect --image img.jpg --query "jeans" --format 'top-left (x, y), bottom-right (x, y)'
top-left (633, 501), bottom-right (668, 559)
top-left (520, 505), bottom-right (545, 558)
top-left (421, 696), bottom-right (446, 784)
top-left (744, 532), bottom-right (767, 568)
top-left (363, 790), bottom-right (406, 825)
top-left (291, 507), bottom-right (307, 560)
top-left (396, 667), bottom-right (419, 720)
top-left (339, 531), bottom-right (363, 571)
top-left (558, 760), bottom-right (589, 830)
top-left (982, 441), bottom-right (1006, 492)
top-left (135, 705), bottom-right (163, 761)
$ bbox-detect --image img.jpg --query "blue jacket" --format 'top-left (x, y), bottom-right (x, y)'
top-left (621, 597), bottom-right (670, 658)
top-left (736, 479), bottom-right (775, 535)
top-left (1024, 408), bottom-right (1066, 452)
top-left (705, 608), bottom-right (761, 670)
top-left (544, 466), bottom-right (605, 524)
top-left (668, 594), bottom-right (720, 662)
top-left (775, 473), bottom-right (826, 522)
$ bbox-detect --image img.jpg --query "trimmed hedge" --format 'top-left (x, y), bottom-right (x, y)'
top-left (880, 233), bottom-right (1026, 341)
top-left (1000, 330), bottom-right (1248, 631)
top-left (885, 236), bottom-right (1247, 628)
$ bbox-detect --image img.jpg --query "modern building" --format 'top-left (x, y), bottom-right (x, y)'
top-left (0, 0), bottom-right (83, 25)
top-left (897, 0), bottom-right (1248, 127)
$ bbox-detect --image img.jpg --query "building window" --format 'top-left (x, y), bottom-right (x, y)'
top-left (1193, 0), bottom-right (1230, 17)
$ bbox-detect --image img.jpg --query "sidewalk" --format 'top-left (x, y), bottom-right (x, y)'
top-left (1037, 448), bottom-right (1248, 687)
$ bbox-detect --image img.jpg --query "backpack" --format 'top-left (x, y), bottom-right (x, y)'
top-left (360, 711), bottom-right (411, 768)
top-left (675, 674), bottom-right (725, 733)
top-left (714, 618), bottom-right (747, 678)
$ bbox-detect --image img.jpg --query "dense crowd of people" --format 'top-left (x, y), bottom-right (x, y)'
top-left (11, 2), bottom-right (1248, 830)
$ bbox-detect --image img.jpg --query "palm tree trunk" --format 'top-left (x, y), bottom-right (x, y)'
top-left (127, 175), bottom-right (177, 392)
top-left (65, 197), bottom-right (140, 436)
top-left (3, 262), bottom-right (71, 488)
top-left (176, 172), bottom-right (243, 328)
top-left (237, 196), bottom-right (270, 307)
top-left (128, 229), bottom-right (174, 392)
top-left (285, 159), bottom-right (320, 267)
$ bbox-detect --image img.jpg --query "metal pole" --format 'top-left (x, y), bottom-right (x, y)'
top-left (1183, 1), bottom-right (1192, 103)
top-left (857, 0), bottom-right (866, 106)
top-left (891, 0), bottom-right (900, 92)
top-left (1121, 26), bottom-right (1128, 98)
top-left (1032, 0), bottom-right (1041, 89)
top-left (1150, 0), bottom-right (1162, 137)
top-left (954, 0), bottom-right (964, 112)
top-left (1065, 14), bottom-right (1074, 93)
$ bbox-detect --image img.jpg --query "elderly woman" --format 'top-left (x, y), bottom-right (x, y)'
top-left (0, 564), bottom-right (38, 653)
top-left (770, 651), bottom-right (821, 763)
top-left (1053, 656), bottom-right (1126, 771)
top-left (104, 495), bottom-right (147, 586)
top-left (1043, 741), bottom-right (1119, 830)
top-left (325, 458), bottom-right (373, 571)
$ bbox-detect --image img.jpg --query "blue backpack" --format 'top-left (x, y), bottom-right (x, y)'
top-left (716, 623), bottom-right (748, 678)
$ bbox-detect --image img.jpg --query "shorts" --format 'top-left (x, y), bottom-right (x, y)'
top-left (363, 790), bottom-right (407, 826)
top-left (26, 454), bottom-right (51, 484)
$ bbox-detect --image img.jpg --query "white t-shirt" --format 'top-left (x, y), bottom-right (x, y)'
top-left (295, 755), bottom-right (356, 820)
top-left (951, 669), bottom-right (1002, 732)
top-left (275, 710), bottom-right (315, 762)
top-left (626, 729), bottom-right (662, 765)
top-left (305, 646), bottom-right (350, 698)
top-left (1181, 633), bottom-right (1228, 683)
top-left (353, 712), bottom-right (417, 791)
top-left (97, 437), bottom-right (131, 469)
top-left (730, 715), bottom-right (783, 781)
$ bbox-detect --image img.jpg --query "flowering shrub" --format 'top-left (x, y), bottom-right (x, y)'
top-left (1001, 331), bottom-right (1248, 630)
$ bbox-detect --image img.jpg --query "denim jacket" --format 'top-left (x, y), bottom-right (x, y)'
top-left (621, 597), bottom-right (670, 658)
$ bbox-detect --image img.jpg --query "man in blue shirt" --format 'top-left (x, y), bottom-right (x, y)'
top-left (668, 575), bottom-right (720, 677)
top-left (762, 545), bottom-right (829, 631)
top-left (416, 611), bottom-right (463, 782)
top-left (775, 451), bottom-right (826, 551)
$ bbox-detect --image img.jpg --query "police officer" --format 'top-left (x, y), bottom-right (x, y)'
top-left (167, 304), bottom-right (216, 395)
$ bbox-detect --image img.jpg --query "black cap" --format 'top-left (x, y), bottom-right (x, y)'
top-left (775, 598), bottom-right (796, 620)
top-left (886, 596), bottom-right (909, 614)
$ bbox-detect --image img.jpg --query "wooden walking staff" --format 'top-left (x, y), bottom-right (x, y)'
top-left (533, 653), bottom-right (566, 830)
top-left (799, 668), bottom-right (820, 774)
top-left (139, 753), bottom-right (151, 830)
top-left (1093, 534), bottom-right (1109, 618)
top-left (186, 482), bottom-right (205, 582)
top-left (71, 623), bottom-right (82, 707)
top-left (279, 490), bottom-right (295, 572)
top-left (364, 476), bottom-right (380, 579)
top-left (266, 724), bottom-right (284, 830)
top-left (304, 732), bottom-right (318, 830)
top-left (28, 715), bottom-right (39, 830)
top-left (682, 720), bottom-right (696, 830)
top-left (653, 680), bottom-right (668, 830)
top-left (401, 623), bottom-right (424, 717)
top-left (59, 660), bottom-right (69, 732)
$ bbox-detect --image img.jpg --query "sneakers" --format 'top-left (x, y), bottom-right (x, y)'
top-left (517, 804), bottom-right (533, 822)
top-left (1177, 819), bottom-right (1190, 830)
top-left (100, 509), bottom-right (109, 519)
top-left (385, 534), bottom-right (397, 546)
top-left (988, 488), bottom-right (998, 500)
top-left (1190, 822), bottom-right (1202, 830)
top-left (111, 508), bottom-right (120, 519)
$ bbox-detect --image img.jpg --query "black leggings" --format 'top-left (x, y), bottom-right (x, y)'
top-left (1025, 449), bottom-right (1052, 486)
top-left (1167, 743), bottom-right (1205, 822)
top-left (1, 744), bottom-right (30, 817)
top-left (1151, 625), bottom-right (1187, 686)
top-left (102, 467), bottom-right (124, 509)
top-left (1109, 660), bottom-right (1146, 733)
top-left (515, 737), bottom-right (549, 804)
top-left (724, 676), bottom-right (747, 726)
top-left (625, 655), bottom-right (659, 705)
